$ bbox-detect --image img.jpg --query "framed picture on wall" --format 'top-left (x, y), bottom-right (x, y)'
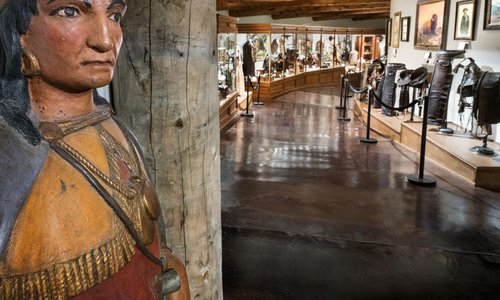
top-left (387, 18), bottom-right (392, 47)
top-left (414, 0), bottom-right (449, 50)
top-left (401, 17), bottom-right (411, 42)
top-left (484, 0), bottom-right (500, 30)
top-left (393, 11), bottom-right (402, 48)
top-left (454, 0), bottom-right (477, 40)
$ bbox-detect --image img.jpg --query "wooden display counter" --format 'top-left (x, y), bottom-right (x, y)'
top-left (256, 67), bottom-right (345, 100)
top-left (219, 91), bottom-right (240, 132)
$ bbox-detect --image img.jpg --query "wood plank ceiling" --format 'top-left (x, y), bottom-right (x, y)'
top-left (217, 0), bottom-right (390, 21)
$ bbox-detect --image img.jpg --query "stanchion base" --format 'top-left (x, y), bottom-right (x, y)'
top-left (335, 106), bottom-right (345, 110)
top-left (404, 120), bottom-right (422, 124)
top-left (241, 112), bottom-right (255, 118)
top-left (253, 102), bottom-right (264, 106)
top-left (405, 175), bottom-right (436, 187)
top-left (338, 117), bottom-right (351, 121)
top-left (439, 127), bottom-right (454, 134)
top-left (471, 146), bottom-right (496, 157)
top-left (360, 138), bottom-right (377, 144)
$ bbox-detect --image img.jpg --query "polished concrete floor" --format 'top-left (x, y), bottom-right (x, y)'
top-left (220, 87), bottom-right (500, 300)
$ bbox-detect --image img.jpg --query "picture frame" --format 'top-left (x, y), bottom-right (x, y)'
top-left (414, 0), bottom-right (449, 50)
top-left (393, 11), bottom-right (402, 48)
top-left (401, 16), bottom-right (411, 42)
top-left (387, 18), bottom-right (392, 47)
top-left (454, 0), bottom-right (477, 40)
top-left (484, 0), bottom-right (500, 30)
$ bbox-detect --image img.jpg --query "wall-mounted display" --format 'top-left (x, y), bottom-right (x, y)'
top-left (393, 11), bottom-right (402, 48)
top-left (484, 0), bottom-right (500, 30)
top-left (414, 0), bottom-right (449, 50)
top-left (401, 16), bottom-right (411, 42)
top-left (454, 0), bottom-right (477, 40)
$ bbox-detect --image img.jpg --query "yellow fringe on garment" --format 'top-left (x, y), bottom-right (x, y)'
top-left (0, 223), bottom-right (135, 299)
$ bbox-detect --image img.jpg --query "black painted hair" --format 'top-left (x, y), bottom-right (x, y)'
top-left (0, 0), bottom-right (38, 79)
top-left (0, 0), bottom-right (40, 145)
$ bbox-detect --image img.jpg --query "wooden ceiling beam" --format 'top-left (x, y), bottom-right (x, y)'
top-left (312, 11), bottom-right (389, 21)
top-left (267, 4), bottom-right (390, 19)
top-left (228, 3), bottom-right (389, 18)
top-left (218, 0), bottom-right (390, 11)
top-left (351, 13), bottom-right (389, 21)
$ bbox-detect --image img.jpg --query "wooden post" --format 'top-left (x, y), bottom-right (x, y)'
top-left (113, 0), bottom-right (222, 299)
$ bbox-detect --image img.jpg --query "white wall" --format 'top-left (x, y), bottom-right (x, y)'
top-left (388, 0), bottom-right (500, 142)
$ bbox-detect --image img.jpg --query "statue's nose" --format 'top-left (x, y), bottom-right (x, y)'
top-left (86, 16), bottom-right (113, 53)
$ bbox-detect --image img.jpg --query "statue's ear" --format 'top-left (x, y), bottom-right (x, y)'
top-left (18, 35), bottom-right (41, 78)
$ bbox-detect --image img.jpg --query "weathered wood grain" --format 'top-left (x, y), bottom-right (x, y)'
top-left (114, 0), bottom-right (222, 298)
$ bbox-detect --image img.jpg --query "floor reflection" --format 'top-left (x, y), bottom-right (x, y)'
top-left (221, 87), bottom-right (500, 299)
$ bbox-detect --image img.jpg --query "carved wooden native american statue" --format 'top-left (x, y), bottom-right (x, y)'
top-left (0, 0), bottom-right (189, 298)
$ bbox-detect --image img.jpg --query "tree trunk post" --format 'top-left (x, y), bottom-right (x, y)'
top-left (113, 0), bottom-right (222, 298)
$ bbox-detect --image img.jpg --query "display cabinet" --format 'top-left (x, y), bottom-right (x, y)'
top-left (217, 32), bottom-right (236, 101)
top-left (355, 35), bottom-right (382, 63)
top-left (237, 32), bottom-right (269, 78)
top-left (237, 23), bottom-right (385, 100)
top-left (321, 33), bottom-right (334, 68)
top-left (217, 15), bottom-right (240, 132)
top-left (306, 31), bottom-right (322, 72)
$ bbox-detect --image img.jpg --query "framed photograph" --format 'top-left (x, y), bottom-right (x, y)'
top-left (454, 0), bottom-right (477, 40)
top-left (387, 18), bottom-right (392, 47)
top-left (414, 0), bottom-right (449, 50)
top-left (484, 0), bottom-right (500, 30)
top-left (401, 17), bottom-right (411, 42)
top-left (393, 11), bottom-right (402, 48)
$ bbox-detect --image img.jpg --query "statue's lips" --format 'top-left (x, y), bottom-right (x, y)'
top-left (81, 60), bottom-right (114, 67)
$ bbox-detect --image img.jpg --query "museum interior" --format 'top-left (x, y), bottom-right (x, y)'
top-left (0, 0), bottom-right (500, 299)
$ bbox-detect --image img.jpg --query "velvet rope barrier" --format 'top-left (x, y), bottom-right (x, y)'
top-left (370, 88), bottom-right (420, 112)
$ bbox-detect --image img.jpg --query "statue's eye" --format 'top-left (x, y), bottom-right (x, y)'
top-left (109, 13), bottom-right (123, 23)
top-left (51, 7), bottom-right (80, 18)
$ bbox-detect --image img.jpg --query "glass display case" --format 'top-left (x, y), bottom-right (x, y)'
top-left (321, 33), bottom-right (335, 69)
top-left (306, 32), bottom-right (322, 72)
top-left (217, 15), bottom-right (242, 132)
top-left (296, 32), bottom-right (307, 75)
top-left (268, 31), bottom-right (297, 81)
top-left (237, 33), bottom-right (270, 80)
top-left (268, 33), bottom-right (285, 80)
top-left (236, 24), bottom-right (385, 100)
top-left (218, 32), bottom-right (236, 101)
top-left (283, 32), bottom-right (296, 78)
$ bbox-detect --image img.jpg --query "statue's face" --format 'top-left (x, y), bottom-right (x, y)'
top-left (21, 0), bottom-right (127, 92)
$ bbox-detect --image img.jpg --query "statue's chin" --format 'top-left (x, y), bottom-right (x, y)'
top-left (40, 71), bottom-right (114, 94)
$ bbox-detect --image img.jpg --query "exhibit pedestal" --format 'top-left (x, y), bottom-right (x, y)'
top-left (354, 99), bottom-right (500, 190)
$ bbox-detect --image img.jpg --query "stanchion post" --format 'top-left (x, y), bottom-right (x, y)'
top-left (241, 75), bottom-right (255, 117)
top-left (406, 95), bottom-right (436, 187)
top-left (360, 86), bottom-right (377, 144)
top-left (336, 75), bottom-right (345, 110)
top-left (338, 78), bottom-right (351, 121)
top-left (254, 75), bottom-right (263, 106)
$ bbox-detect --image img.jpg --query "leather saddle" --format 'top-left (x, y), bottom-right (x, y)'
top-left (473, 71), bottom-right (500, 126)
top-left (456, 58), bottom-right (500, 126)
top-left (395, 67), bottom-right (428, 108)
